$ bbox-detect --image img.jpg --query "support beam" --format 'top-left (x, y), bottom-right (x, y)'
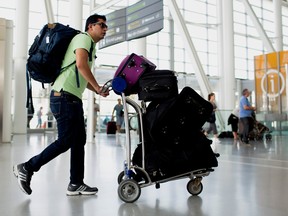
top-left (44, 0), bottom-right (55, 23)
top-left (273, 0), bottom-right (283, 51)
top-left (241, 0), bottom-right (275, 52)
top-left (166, 0), bottom-right (212, 98)
top-left (167, 0), bottom-right (225, 130)
top-left (70, 0), bottom-right (82, 30)
top-left (221, 0), bottom-right (236, 109)
top-left (91, 0), bottom-right (123, 13)
top-left (13, 0), bottom-right (29, 134)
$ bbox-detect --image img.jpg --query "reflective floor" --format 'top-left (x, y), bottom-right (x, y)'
top-left (1, 131), bottom-right (288, 216)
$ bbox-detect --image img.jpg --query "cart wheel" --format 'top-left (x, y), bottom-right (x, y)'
top-left (187, 179), bottom-right (203, 196)
top-left (118, 179), bottom-right (141, 203)
top-left (118, 171), bottom-right (125, 184)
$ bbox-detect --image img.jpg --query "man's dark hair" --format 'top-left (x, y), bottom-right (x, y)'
top-left (85, 14), bottom-right (106, 31)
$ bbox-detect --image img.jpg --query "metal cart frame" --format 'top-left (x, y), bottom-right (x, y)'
top-left (117, 93), bottom-right (215, 203)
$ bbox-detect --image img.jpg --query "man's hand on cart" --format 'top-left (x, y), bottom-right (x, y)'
top-left (101, 79), bottom-right (113, 94)
top-left (99, 86), bottom-right (110, 97)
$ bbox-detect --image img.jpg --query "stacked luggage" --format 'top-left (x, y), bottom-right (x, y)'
top-left (111, 53), bottom-right (219, 203)
top-left (133, 86), bottom-right (218, 180)
top-left (111, 53), bottom-right (218, 181)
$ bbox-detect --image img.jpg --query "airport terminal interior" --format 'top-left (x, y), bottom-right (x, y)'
top-left (1, 0), bottom-right (288, 216)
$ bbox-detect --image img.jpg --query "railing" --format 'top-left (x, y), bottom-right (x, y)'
top-left (215, 109), bottom-right (288, 136)
top-left (27, 110), bottom-right (288, 136)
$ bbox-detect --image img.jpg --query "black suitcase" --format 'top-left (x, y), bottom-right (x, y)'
top-left (138, 70), bottom-right (178, 102)
top-left (145, 87), bottom-right (213, 147)
top-left (132, 140), bottom-right (218, 181)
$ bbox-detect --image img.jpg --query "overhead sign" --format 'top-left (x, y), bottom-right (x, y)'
top-left (126, 0), bottom-right (163, 40)
top-left (98, 8), bottom-right (126, 48)
top-left (99, 0), bottom-right (163, 49)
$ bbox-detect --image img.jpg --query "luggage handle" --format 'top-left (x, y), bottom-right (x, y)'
top-left (140, 61), bottom-right (150, 68)
top-left (127, 59), bottom-right (150, 69)
top-left (101, 79), bottom-right (113, 93)
top-left (144, 85), bottom-right (169, 92)
top-left (127, 59), bottom-right (136, 68)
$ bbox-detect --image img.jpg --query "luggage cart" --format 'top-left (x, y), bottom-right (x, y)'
top-left (115, 94), bottom-right (217, 203)
top-left (101, 54), bottom-right (219, 203)
top-left (103, 80), bottom-right (218, 203)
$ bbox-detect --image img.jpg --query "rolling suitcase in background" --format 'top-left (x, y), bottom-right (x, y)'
top-left (114, 53), bottom-right (156, 95)
top-left (106, 121), bottom-right (117, 134)
top-left (138, 69), bottom-right (178, 102)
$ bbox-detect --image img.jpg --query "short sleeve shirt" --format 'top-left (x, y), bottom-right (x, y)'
top-left (114, 104), bottom-right (123, 116)
top-left (239, 96), bottom-right (253, 118)
top-left (52, 33), bottom-right (96, 99)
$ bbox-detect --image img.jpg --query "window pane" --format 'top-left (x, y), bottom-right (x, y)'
top-left (234, 35), bottom-right (247, 46)
top-left (235, 46), bottom-right (247, 58)
top-left (159, 46), bottom-right (170, 60)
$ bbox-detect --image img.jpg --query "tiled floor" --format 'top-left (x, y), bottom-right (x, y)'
top-left (1, 131), bottom-right (288, 216)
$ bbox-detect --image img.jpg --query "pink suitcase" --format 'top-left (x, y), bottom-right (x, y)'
top-left (114, 53), bottom-right (156, 95)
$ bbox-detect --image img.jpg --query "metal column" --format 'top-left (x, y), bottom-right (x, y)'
top-left (70, 0), bottom-right (83, 30)
top-left (0, 19), bottom-right (13, 143)
top-left (13, 0), bottom-right (29, 134)
top-left (220, 0), bottom-right (236, 111)
top-left (87, 0), bottom-right (95, 143)
top-left (273, 0), bottom-right (283, 51)
top-left (44, 0), bottom-right (55, 23)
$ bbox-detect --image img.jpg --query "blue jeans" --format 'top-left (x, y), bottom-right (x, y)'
top-left (26, 91), bottom-right (86, 184)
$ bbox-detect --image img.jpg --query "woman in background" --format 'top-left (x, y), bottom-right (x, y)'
top-left (205, 92), bottom-right (219, 141)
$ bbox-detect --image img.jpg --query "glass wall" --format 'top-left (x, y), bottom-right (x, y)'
top-left (1, 0), bottom-right (288, 131)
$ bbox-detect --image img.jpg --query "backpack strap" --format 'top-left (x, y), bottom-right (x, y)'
top-left (26, 65), bottom-right (35, 114)
top-left (52, 33), bottom-right (94, 88)
top-left (75, 40), bottom-right (94, 88)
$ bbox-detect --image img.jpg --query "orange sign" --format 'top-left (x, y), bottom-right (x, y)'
top-left (254, 51), bottom-right (288, 112)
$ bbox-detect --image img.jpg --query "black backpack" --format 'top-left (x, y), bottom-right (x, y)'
top-left (26, 23), bottom-right (93, 110)
top-left (27, 23), bottom-right (80, 84)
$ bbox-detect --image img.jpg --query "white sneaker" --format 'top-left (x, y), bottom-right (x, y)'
top-left (66, 183), bottom-right (98, 196)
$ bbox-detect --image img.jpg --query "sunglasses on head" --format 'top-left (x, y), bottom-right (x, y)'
top-left (92, 22), bottom-right (108, 29)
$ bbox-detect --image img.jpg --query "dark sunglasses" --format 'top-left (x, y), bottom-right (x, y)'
top-left (92, 22), bottom-right (108, 29)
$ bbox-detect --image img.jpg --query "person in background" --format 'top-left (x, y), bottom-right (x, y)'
top-left (103, 116), bottom-right (109, 126)
top-left (13, 14), bottom-right (109, 196)
top-left (93, 98), bottom-right (100, 136)
top-left (204, 92), bottom-right (220, 142)
top-left (228, 107), bottom-right (239, 140)
top-left (36, 107), bottom-right (43, 128)
top-left (239, 88), bottom-right (256, 145)
top-left (112, 98), bottom-right (124, 133)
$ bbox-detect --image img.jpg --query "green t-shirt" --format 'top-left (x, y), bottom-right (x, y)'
top-left (52, 33), bottom-right (96, 99)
